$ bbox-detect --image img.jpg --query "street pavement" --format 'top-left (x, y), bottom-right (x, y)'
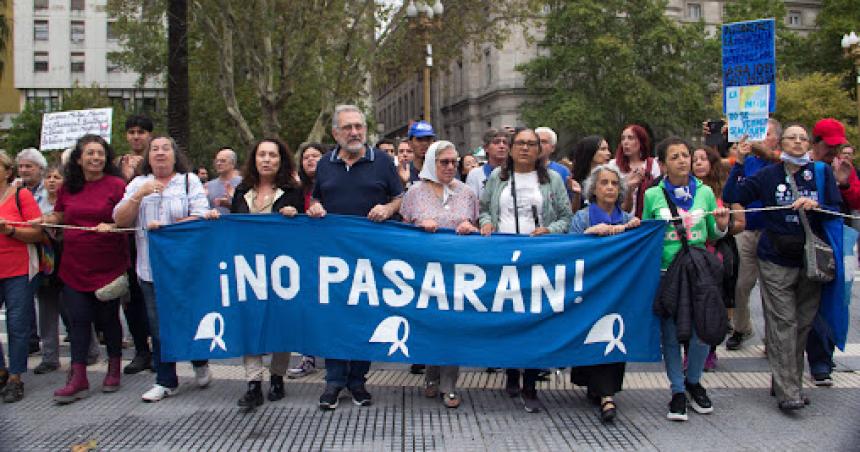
top-left (1, 282), bottom-right (859, 451)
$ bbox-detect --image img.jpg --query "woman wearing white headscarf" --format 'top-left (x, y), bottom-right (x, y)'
top-left (400, 140), bottom-right (478, 408)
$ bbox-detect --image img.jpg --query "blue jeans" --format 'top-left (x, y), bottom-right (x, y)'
top-left (139, 280), bottom-right (207, 388)
top-left (325, 359), bottom-right (370, 390)
top-left (0, 275), bottom-right (35, 375)
top-left (660, 316), bottom-right (709, 394)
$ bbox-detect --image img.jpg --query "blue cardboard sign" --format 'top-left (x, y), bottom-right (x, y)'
top-left (722, 18), bottom-right (776, 113)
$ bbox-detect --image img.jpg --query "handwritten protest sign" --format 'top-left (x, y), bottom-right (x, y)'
top-left (726, 85), bottom-right (769, 141)
top-left (40, 108), bottom-right (112, 150)
top-left (722, 18), bottom-right (776, 114)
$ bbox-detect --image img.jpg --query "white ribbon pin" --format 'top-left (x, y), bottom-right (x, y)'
top-left (369, 316), bottom-right (410, 357)
top-left (584, 313), bottom-right (627, 356)
top-left (194, 312), bottom-right (227, 352)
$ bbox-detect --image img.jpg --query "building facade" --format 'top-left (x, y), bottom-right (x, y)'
top-left (12, 0), bottom-right (163, 116)
top-left (374, 1), bottom-right (822, 153)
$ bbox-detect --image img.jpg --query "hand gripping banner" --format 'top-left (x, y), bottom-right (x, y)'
top-left (149, 215), bottom-right (665, 367)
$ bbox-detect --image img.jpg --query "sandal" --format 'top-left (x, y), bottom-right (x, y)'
top-left (443, 392), bottom-right (461, 408)
top-left (600, 397), bottom-right (617, 423)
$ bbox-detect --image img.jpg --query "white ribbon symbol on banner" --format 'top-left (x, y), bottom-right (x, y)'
top-left (194, 312), bottom-right (227, 352)
top-left (369, 316), bottom-right (410, 357)
top-left (584, 313), bottom-right (626, 356)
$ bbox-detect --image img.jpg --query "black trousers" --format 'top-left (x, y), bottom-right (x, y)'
top-left (63, 286), bottom-right (122, 364)
top-left (124, 242), bottom-right (151, 356)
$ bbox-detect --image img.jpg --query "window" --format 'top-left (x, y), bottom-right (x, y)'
top-left (70, 20), bottom-right (85, 43)
top-left (35, 0), bottom-right (49, 11)
top-left (34, 52), bottom-right (49, 72)
top-left (70, 0), bottom-right (84, 11)
top-left (107, 21), bottom-right (118, 40)
top-left (34, 20), bottom-right (49, 41)
top-left (687, 3), bottom-right (701, 20)
top-left (788, 11), bottom-right (802, 26)
top-left (484, 49), bottom-right (492, 87)
top-left (26, 89), bottom-right (62, 112)
top-left (70, 52), bottom-right (85, 73)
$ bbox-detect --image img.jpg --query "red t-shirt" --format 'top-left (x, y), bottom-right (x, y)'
top-left (55, 175), bottom-right (130, 292)
top-left (0, 188), bottom-right (41, 279)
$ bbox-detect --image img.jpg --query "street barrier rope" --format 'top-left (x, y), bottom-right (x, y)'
top-left (4, 205), bottom-right (859, 233)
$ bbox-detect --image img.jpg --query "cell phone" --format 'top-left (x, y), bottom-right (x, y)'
top-left (705, 120), bottom-right (724, 143)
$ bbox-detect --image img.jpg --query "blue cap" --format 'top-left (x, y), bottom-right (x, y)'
top-left (408, 121), bottom-right (435, 138)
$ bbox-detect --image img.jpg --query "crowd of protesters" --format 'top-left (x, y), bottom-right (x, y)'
top-left (0, 105), bottom-right (855, 426)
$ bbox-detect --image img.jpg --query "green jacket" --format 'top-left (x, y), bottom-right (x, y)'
top-left (478, 167), bottom-right (572, 234)
top-left (642, 177), bottom-right (725, 270)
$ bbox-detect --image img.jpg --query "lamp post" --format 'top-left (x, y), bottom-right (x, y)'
top-left (842, 31), bottom-right (860, 137)
top-left (406, 0), bottom-right (443, 124)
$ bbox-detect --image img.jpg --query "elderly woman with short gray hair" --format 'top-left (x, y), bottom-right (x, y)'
top-left (568, 164), bottom-right (640, 423)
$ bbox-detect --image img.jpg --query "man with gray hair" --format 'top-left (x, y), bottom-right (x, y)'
top-left (205, 147), bottom-right (242, 215)
top-left (16, 148), bottom-right (50, 214)
top-left (307, 104), bottom-right (403, 410)
top-left (535, 127), bottom-right (573, 201)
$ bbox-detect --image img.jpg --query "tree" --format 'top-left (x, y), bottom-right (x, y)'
top-left (4, 103), bottom-right (45, 153)
top-left (0, 0), bottom-right (9, 78)
top-left (167, 0), bottom-right (190, 153)
top-left (107, 0), bottom-right (542, 156)
top-left (518, 0), bottom-right (720, 145)
top-left (787, 0), bottom-right (860, 76)
top-left (772, 72), bottom-right (858, 145)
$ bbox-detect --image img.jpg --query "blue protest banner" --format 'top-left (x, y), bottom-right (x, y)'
top-left (722, 18), bottom-right (776, 113)
top-left (149, 215), bottom-right (665, 368)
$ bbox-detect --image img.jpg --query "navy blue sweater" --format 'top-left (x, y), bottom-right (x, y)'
top-left (723, 161), bottom-right (842, 267)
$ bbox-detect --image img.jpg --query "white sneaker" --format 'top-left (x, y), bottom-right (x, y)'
top-left (194, 365), bottom-right (212, 388)
top-left (142, 384), bottom-right (177, 402)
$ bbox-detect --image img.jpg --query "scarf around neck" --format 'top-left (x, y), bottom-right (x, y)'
top-left (662, 177), bottom-right (697, 211)
top-left (588, 202), bottom-right (626, 226)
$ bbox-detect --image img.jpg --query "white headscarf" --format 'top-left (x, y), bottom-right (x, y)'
top-left (419, 140), bottom-right (456, 204)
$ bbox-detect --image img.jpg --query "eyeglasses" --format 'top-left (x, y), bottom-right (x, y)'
top-left (490, 138), bottom-right (508, 145)
top-left (512, 140), bottom-right (539, 148)
top-left (437, 159), bottom-right (458, 167)
top-left (782, 135), bottom-right (809, 142)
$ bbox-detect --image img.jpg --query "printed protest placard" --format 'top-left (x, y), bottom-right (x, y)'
top-left (722, 18), bottom-right (776, 114)
top-left (726, 85), bottom-right (769, 141)
top-left (40, 108), bottom-right (112, 150)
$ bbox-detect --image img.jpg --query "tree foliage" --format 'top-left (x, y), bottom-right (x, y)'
top-left (774, 72), bottom-right (858, 144)
top-left (519, 0), bottom-right (719, 146)
top-left (0, 0), bottom-right (9, 78)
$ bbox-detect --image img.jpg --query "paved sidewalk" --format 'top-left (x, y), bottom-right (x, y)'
top-left (1, 286), bottom-right (859, 451)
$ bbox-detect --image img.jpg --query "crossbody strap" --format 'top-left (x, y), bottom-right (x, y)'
top-left (510, 173), bottom-right (520, 234)
top-left (784, 165), bottom-right (815, 237)
top-left (660, 186), bottom-right (690, 252)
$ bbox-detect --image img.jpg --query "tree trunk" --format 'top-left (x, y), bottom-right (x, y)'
top-left (167, 0), bottom-right (190, 154)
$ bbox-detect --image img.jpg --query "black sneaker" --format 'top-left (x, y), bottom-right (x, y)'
top-left (725, 332), bottom-right (746, 351)
top-left (268, 375), bottom-right (285, 402)
top-left (319, 386), bottom-right (342, 410)
top-left (521, 389), bottom-right (541, 413)
top-left (124, 354), bottom-right (153, 374)
top-left (0, 371), bottom-right (8, 393)
top-left (812, 373), bottom-right (833, 387)
top-left (667, 392), bottom-right (688, 421)
top-left (237, 382), bottom-right (263, 408)
top-left (349, 385), bottom-right (373, 406)
top-left (685, 382), bottom-right (714, 414)
top-left (2, 380), bottom-right (24, 403)
top-left (33, 362), bottom-right (59, 374)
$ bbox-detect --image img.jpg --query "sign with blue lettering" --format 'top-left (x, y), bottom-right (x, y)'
top-left (149, 215), bottom-right (665, 368)
top-left (722, 18), bottom-right (776, 114)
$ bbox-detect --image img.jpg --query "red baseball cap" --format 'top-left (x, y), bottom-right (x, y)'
top-left (813, 118), bottom-right (848, 147)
